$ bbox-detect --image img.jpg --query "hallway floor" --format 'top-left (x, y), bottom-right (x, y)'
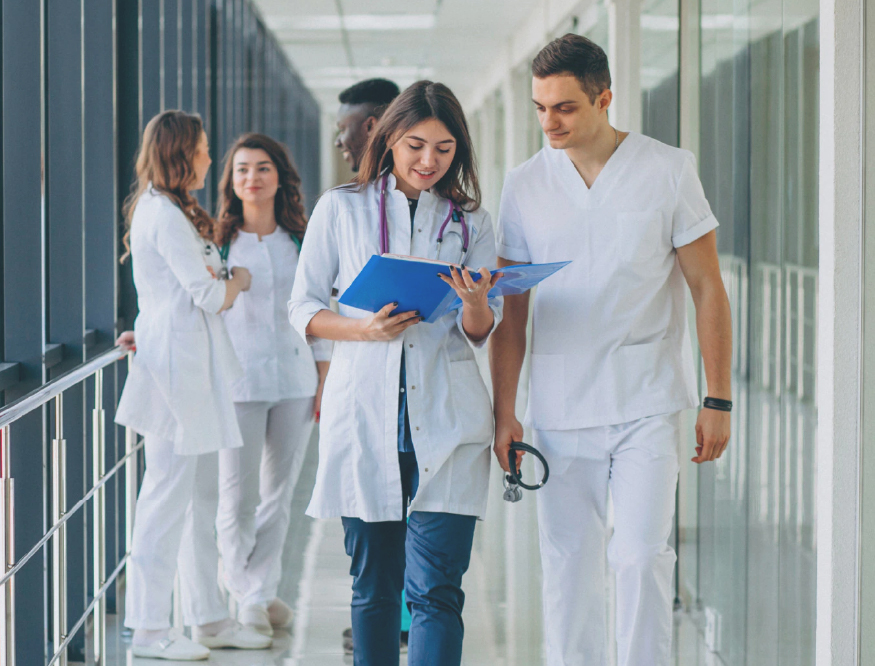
top-left (96, 430), bottom-right (724, 666)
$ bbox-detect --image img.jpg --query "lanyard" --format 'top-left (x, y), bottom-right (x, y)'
top-left (218, 233), bottom-right (302, 280)
top-left (379, 174), bottom-right (469, 257)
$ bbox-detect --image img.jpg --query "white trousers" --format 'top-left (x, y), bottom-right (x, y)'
top-left (125, 437), bottom-right (229, 629)
top-left (535, 413), bottom-right (680, 666)
top-left (216, 398), bottom-right (314, 608)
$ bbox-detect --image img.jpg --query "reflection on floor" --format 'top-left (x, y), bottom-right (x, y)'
top-left (96, 430), bottom-right (724, 666)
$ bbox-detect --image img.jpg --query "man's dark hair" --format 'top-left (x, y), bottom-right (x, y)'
top-left (338, 78), bottom-right (400, 117)
top-left (532, 34), bottom-right (611, 104)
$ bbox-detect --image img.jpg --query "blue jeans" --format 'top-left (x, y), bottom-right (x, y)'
top-left (341, 511), bottom-right (477, 666)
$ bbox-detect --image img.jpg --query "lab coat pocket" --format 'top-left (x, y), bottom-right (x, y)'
top-left (528, 353), bottom-right (565, 425)
top-left (617, 212), bottom-right (664, 263)
top-left (449, 360), bottom-right (493, 444)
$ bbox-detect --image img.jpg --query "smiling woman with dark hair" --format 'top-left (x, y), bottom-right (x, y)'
top-left (211, 133), bottom-right (332, 637)
top-left (289, 80), bottom-right (502, 666)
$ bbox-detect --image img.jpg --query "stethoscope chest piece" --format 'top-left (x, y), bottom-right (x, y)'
top-left (502, 441), bottom-right (550, 503)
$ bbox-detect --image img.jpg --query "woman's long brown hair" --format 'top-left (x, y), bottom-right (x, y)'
top-left (354, 80), bottom-right (481, 211)
top-left (120, 110), bottom-right (214, 262)
top-left (214, 133), bottom-right (307, 247)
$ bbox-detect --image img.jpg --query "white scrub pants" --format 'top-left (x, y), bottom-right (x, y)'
top-left (125, 437), bottom-right (228, 629)
top-left (216, 398), bottom-right (314, 608)
top-left (535, 412), bottom-right (680, 666)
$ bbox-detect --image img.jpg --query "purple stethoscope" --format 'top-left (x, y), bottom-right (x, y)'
top-left (379, 174), bottom-right (470, 263)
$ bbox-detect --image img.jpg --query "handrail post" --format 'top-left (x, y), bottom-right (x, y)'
top-left (0, 425), bottom-right (14, 666)
top-left (91, 370), bottom-right (106, 665)
top-left (51, 395), bottom-right (67, 666)
top-left (124, 354), bottom-right (137, 629)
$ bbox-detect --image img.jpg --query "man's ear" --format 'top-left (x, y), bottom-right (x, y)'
top-left (364, 115), bottom-right (378, 135)
top-left (599, 89), bottom-right (613, 113)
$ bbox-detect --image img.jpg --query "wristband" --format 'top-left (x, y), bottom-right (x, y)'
top-left (703, 397), bottom-right (732, 412)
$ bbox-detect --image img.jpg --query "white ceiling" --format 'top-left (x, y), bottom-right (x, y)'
top-left (251, 0), bottom-right (538, 113)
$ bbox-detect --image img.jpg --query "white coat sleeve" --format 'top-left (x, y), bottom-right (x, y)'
top-left (289, 192), bottom-right (339, 346)
top-left (455, 210), bottom-right (504, 349)
top-left (154, 206), bottom-right (226, 314)
top-left (495, 175), bottom-right (532, 263)
top-left (671, 154), bottom-right (719, 248)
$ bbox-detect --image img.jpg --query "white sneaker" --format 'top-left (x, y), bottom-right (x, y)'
top-left (131, 635), bottom-right (210, 660)
top-left (239, 605), bottom-right (273, 637)
top-left (267, 597), bottom-right (294, 628)
top-left (193, 621), bottom-right (272, 650)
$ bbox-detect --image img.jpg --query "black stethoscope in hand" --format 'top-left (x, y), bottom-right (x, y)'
top-left (502, 441), bottom-right (550, 503)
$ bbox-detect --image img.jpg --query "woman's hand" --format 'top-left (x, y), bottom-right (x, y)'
top-left (116, 330), bottom-right (136, 352)
top-left (357, 302), bottom-right (421, 341)
top-left (314, 361), bottom-right (330, 423)
top-left (440, 266), bottom-right (502, 342)
top-left (218, 266), bottom-right (252, 312)
top-left (230, 266), bottom-right (252, 291)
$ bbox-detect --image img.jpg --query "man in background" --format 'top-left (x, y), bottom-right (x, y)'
top-left (335, 78), bottom-right (400, 172)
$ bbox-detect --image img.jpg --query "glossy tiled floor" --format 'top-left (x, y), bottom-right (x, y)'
top-left (95, 430), bottom-right (724, 666)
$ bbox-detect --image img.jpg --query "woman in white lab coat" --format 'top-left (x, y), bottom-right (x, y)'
top-left (115, 110), bottom-right (272, 660)
top-left (212, 133), bottom-right (331, 636)
top-left (288, 81), bottom-right (502, 666)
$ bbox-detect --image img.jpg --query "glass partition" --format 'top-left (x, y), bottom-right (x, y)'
top-left (696, 0), bottom-right (819, 663)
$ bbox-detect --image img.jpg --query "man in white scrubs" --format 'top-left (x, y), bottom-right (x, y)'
top-left (490, 35), bottom-right (732, 666)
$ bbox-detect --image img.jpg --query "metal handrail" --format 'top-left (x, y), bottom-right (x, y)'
top-left (0, 345), bottom-right (137, 666)
top-left (47, 555), bottom-right (128, 666)
top-left (0, 438), bottom-right (144, 589)
top-left (0, 347), bottom-right (125, 429)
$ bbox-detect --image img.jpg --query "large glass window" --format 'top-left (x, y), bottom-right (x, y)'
top-left (694, 1), bottom-right (820, 663)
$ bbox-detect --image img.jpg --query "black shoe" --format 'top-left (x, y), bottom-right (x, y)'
top-left (400, 630), bottom-right (408, 654)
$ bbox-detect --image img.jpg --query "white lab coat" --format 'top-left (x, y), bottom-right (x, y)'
top-left (116, 187), bottom-right (243, 455)
top-left (496, 132), bottom-right (717, 431)
top-left (288, 177), bottom-right (503, 522)
top-left (222, 229), bottom-right (332, 402)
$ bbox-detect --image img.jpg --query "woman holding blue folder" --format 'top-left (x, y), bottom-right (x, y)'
top-left (288, 80), bottom-right (502, 666)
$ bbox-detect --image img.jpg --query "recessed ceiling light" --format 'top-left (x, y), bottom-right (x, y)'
top-left (268, 14), bottom-right (436, 31)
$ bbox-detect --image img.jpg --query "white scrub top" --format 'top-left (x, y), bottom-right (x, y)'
top-left (116, 187), bottom-right (244, 455)
top-left (288, 176), bottom-right (503, 522)
top-left (496, 132), bottom-right (717, 431)
top-left (222, 229), bottom-right (332, 403)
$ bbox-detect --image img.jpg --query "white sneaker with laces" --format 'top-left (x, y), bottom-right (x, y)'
top-left (131, 634), bottom-right (210, 660)
top-left (193, 621), bottom-right (272, 650)
top-left (239, 604), bottom-right (273, 637)
top-left (267, 597), bottom-right (294, 628)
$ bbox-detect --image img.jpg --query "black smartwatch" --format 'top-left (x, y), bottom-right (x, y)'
top-left (703, 397), bottom-right (732, 412)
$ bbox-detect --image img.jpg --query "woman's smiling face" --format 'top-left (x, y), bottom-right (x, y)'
top-left (390, 118), bottom-right (457, 197)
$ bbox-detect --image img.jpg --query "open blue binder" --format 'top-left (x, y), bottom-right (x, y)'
top-left (338, 254), bottom-right (570, 324)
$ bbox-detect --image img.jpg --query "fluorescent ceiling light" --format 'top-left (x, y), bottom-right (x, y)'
top-left (268, 14), bottom-right (436, 31)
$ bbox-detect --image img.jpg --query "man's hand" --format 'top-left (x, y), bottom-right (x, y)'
top-left (494, 414), bottom-right (525, 473)
top-left (691, 408), bottom-right (731, 463)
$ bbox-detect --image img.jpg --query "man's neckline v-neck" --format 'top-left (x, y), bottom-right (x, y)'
top-left (560, 130), bottom-right (636, 197)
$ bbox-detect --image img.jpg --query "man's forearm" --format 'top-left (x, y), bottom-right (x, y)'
top-left (489, 292), bottom-right (529, 418)
top-left (693, 282), bottom-right (732, 399)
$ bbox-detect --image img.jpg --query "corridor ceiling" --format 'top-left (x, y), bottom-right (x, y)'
top-left (252, 0), bottom-right (538, 112)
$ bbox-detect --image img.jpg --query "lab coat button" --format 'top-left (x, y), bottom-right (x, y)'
top-left (424, 468), bottom-right (429, 472)
top-left (411, 385), bottom-right (415, 390)
top-left (415, 426), bottom-right (420, 431)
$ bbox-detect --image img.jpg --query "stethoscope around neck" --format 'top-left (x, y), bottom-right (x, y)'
top-left (379, 173), bottom-right (470, 262)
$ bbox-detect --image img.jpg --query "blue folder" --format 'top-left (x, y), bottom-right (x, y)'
top-left (338, 254), bottom-right (571, 324)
